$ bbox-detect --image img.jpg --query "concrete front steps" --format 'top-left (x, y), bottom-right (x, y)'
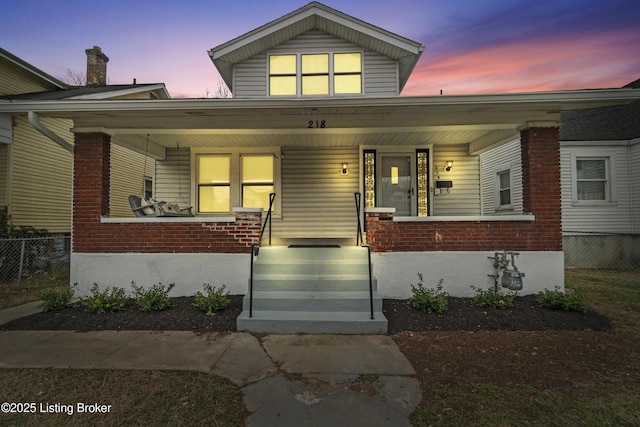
top-left (236, 246), bottom-right (388, 334)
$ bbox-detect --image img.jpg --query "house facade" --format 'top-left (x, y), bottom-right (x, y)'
top-left (0, 46), bottom-right (169, 233)
top-left (1, 2), bottom-right (639, 307)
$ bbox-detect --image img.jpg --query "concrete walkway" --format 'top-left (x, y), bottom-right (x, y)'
top-left (0, 303), bottom-right (421, 426)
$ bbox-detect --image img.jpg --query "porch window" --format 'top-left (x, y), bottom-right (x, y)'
top-left (576, 158), bottom-right (608, 201)
top-left (197, 155), bottom-right (230, 212)
top-left (242, 155), bottom-right (274, 210)
top-left (497, 169), bottom-right (511, 207)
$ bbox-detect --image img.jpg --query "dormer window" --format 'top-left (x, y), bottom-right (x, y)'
top-left (269, 52), bottom-right (362, 97)
top-left (269, 55), bottom-right (297, 96)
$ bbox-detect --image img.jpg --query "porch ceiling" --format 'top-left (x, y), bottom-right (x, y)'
top-left (4, 88), bottom-right (639, 159)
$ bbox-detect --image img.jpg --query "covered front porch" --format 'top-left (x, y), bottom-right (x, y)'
top-left (27, 90), bottom-right (624, 304)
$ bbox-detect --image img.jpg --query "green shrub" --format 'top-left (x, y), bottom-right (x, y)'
top-left (38, 284), bottom-right (76, 312)
top-left (193, 284), bottom-right (230, 316)
top-left (409, 274), bottom-right (449, 314)
top-left (80, 284), bottom-right (128, 313)
top-left (471, 285), bottom-right (517, 309)
top-left (132, 282), bottom-right (175, 312)
top-left (538, 286), bottom-right (588, 313)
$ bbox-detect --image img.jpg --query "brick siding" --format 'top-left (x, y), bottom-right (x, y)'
top-left (72, 132), bottom-right (261, 254)
top-left (367, 125), bottom-right (562, 252)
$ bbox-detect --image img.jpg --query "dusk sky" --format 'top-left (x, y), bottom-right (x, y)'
top-left (2, 0), bottom-right (639, 98)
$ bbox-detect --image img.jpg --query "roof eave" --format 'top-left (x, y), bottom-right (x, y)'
top-left (2, 88), bottom-right (639, 115)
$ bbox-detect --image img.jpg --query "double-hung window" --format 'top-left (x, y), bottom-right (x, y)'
top-left (497, 169), bottom-right (512, 208)
top-left (269, 52), bottom-right (362, 97)
top-left (197, 155), bottom-right (231, 213)
top-left (269, 55), bottom-right (297, 96)
top-left (570, 151), bottom-right (615, 205)
top-left (242, 155), bottom-right (274, 211)
top-left (196, 150), bottom-right (279, 214)
top-left (576, 158), bottom-right (608, 201)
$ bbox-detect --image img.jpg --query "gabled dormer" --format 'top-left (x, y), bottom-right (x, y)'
top-left (208, 2), bottom-right (424, 99)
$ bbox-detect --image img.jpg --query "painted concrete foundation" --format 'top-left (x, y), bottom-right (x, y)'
top-left (71, 253), bottom-right (249, 297)
top-left (71, 250), bottom-right (564, 298)
top-left (371, 251), bottom-right (564, 298)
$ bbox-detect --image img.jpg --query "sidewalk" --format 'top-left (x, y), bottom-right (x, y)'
top-left (0, 303), bottom-right (421, 426)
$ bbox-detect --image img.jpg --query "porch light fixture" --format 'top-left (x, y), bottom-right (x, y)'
top-left (341, 162), bottom-right (349, 175)
top-left (445, 160), bottom-right (453, 172)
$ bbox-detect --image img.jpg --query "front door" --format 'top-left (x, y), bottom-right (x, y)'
top-left (380, 154), bottom-right (414, 216)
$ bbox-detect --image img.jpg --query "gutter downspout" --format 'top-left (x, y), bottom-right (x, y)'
top-left (27, 111), bottom-right (73, 153)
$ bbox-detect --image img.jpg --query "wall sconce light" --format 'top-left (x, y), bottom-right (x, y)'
top-left (341, 162), bottom-right (349, 175)
top-left (445, 160), bottom-right (454, 172)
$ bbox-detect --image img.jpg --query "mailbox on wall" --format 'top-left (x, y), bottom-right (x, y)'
top-left (435, 180), bottom-right (452, 194)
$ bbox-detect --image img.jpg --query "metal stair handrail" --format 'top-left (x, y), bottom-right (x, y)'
top-left (249, 193), bottom-right (276, 318)
top-left (355, 192), bottom-right (374, 320)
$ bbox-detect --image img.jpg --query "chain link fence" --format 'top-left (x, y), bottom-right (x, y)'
top-left (0, 236), bottom-right (70, 286)
top-left (564, 232), bottom-right (640, 290)
top-left (563, 232), bottom-right (640, 270)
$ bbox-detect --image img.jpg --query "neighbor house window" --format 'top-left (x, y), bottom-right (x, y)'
top-left (497, 169), bottom-right (511, 207)
top-left (197, 155), bottom-right (230, 212)
top-left (269, 52), bottom-right (362, 97)
top-left (242, 155), bottom-right (274, 210)
top-left (576, 158), bottom-right (608, 201)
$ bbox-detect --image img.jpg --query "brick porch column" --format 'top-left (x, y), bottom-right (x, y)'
top-left (73, 132), bottom-right (110, 251)
top-left (519, 122), bottom-right (562, 251)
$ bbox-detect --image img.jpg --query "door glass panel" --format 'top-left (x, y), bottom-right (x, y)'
top-left (380, 155), bottom-right (412, 216)
top-left (417, 150), bottom-right (429, 216)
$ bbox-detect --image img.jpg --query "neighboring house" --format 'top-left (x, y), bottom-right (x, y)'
top-left (1, 2), bottom-right (638, 332)
top-left (480, 79), bottom-right (640, 267)
top-left (0, 46), bottom-right (169, 233)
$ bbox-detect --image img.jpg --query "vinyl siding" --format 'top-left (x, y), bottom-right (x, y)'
top-left (432, 146), bottom-right (481, 216)
top-left (0, 143), bottom-right (7, 206)
top-left (629, 141), bottom-right (639, 233)
top-left (480, 139), bottom-right (523, 215)
top-left (0, 57), bottom-right (56, 95)
top-left (9, 116), bottom-right (73, 232)
top-left (273, 146), bottom-right (359, 238)
top-left (110, 145), bottom-right (156, 217)
top-left (233, 30), bottom-right (398, 99)
top-left (560, 145), bottom-right (633, 233)
top-left (154, 147), bottom-right (191, 207)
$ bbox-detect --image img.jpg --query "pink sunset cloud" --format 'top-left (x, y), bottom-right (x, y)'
top-left (403, 28), bottom-right (640, 96)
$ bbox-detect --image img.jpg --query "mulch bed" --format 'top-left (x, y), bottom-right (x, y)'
top-left (1, 295), bottom-right (610, 333)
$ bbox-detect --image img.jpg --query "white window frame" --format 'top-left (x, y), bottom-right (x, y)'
top-left (191, 147), bottom-right (281, 216)
top-left (570, 150), bottom-right (616, 205)
top-left (267, 50), bottom-right (363, 98)
top-left (495, 166), bottom-right (513, 211)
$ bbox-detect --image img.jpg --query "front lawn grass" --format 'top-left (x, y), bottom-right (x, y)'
top-left (410, 269), bottom-right (640, 426)
top-left (0, 369), bottom-right (246, 426)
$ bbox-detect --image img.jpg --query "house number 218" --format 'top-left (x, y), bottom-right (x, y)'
top-left (308, 120), bottom-right (326, 128)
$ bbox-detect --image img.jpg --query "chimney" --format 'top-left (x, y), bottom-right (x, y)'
top-left (85, 46), bottom-right (109, 86)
